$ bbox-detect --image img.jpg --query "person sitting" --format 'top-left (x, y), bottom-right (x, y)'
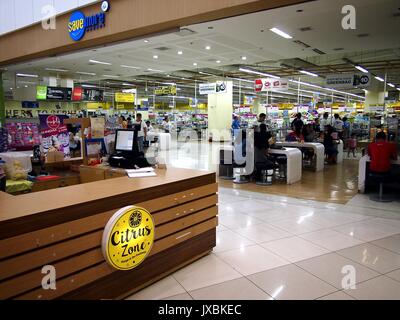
top-left (254, 124), bottom-right (272, 163)
top-left (303, 124), bottom-right (316, 142)
top-left (368, 131), bottom-right (397, 175)
top-left (286, 127), bottom-right (304, 142)
top-left (291, 113), bottom-right (304, 132)
top-left (324, 125), bottom-right (338, 164)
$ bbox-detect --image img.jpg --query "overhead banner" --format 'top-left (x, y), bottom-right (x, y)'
top-left (154, 86), bottom-right (177, 96)
top-left (36, 86), bottom-right (47, 100)
top-left (326, 73), bottom-right (370, 89)
top-left (83, 89), bottom-right (104, 101)
top-left (39, 114), bottom-right (70, 158)
top-left (115, 92), bottom-right (135, 103)
top-left (199, 82), bottom-right (227, 95)
top-left (255, 78), bottom-right (289, 92)
top-left (46, 86), bottom-right (72, 101)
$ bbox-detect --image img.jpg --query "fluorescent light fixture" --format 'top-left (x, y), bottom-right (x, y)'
top-left (239, 67), bottom-right (280, 79)
top-left (216, 60), bottom-right (221, 64)
top-left (241, 56), bottom-right (247, 61)
top-left (177, 51), bottom-right (183, 55)
top-left (162, 82), bottom-right (176, 86)
top-left (300, 70), bottom-right (319, 77)
top-left (193, 62), bottom-right (198, 66)
top-left (102, 74), bottom-right (119, 78)
top-left (232, 77), bottom-right (253, 83)
top-left (122, 83), bottom-right (135, 86)
top-left (199, 71), bottom-right (214, 76)
top-left (120, 65), bottom-right (140, 69)
top-left (45, 68), bottom-right (69, 72)
top-left (362, 89), bottom-right (368, 93)
top-left (89, 59), bottom-right (111, 65)
top-left (81, 84), bottom-right (98, 88)
top-left (269, 27), bottom-right (292, 39)
top-left (355, 65), bottom-right (368, 73)
top-left (388, 83), bottom-right (395, 88)
top-left (205, 46), bottom-right (211, 50)
top-left (375, 76), bottom-right (384, 82)
top-left (147, 68), bottom-right (163, 72)
top-left (16, 73), bottom-right (38, 78)
top-left (76, 71), bottom-right (96, 76)
top-left (153, 55), bottom-right (158, 59)
top-left (397, 88), bottom-right (400, 91)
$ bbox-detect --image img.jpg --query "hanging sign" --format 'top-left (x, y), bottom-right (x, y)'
top-left (102, 206), bottom-right (155, 271)
top-left (326, 73), bottom-right (370, 89)
top-left (255, 78), bottom-right (289, 92)
top-left (72, 87), bottom-right (83, 101)
top-left (36, 86), bottom-right (47, 100)
top-left (115, 92), bottom-right (135, 103)
top-left (199, 82), bottom-right (227, 95)
top-left (154, 86), bottom-right (177, 96)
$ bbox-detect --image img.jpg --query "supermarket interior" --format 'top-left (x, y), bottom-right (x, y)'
top-left (1, 0), bottom-right (400, 301)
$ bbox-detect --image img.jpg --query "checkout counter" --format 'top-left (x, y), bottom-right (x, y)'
top-left (276, 142), bottom-right (325, 172)
top-left (0, 167), bottom-right (218, 300)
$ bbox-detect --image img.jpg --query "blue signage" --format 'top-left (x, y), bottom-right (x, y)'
top-left (68, 2), bottom-right (109, 41)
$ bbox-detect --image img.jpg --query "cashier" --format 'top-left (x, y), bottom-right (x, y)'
top-left (368, 131), bottom-right (397, 174)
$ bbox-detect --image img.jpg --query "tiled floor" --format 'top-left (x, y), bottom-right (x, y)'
top-left (126, 143), bottom-right (400, 300)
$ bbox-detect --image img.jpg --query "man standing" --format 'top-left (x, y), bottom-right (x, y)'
top-left (291, 113), bottom-right (304, 132)
top-left (333, 114), bottom-right (344, 139)
top-left (320, 112), bottom-right (330, 133)
top-left (135, 113), bottom-right (147, 153)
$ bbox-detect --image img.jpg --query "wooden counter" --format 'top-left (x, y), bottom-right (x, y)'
top-left (0, 168), bottom-right (218, 300)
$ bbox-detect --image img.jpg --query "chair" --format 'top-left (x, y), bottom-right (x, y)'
top-left (219, 149), bottom-right (234, 180)
top-left (255, 161), bottom-right (275, 186)
top-left (368, 172), bottom-right (393, 202)
top-left (275, 156), bottom-right (287, 180)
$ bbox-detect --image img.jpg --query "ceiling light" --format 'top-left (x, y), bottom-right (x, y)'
top-left (355, 65), bottom-right (369, 73)
top-left (241, 56), bottom-right (247, 61)
top-left (205, 46), bottom-right (211, 50)
top-left (144, 39), bottom-right (149, 43)
top-left (76, 71), bottom-right (96, 76)
top-left (216, 60), bottom-right (221, 63)
top-left (153, 55), bottom-right (158, 59)
top-left (147, 68), bottom-right (163, 72)
top-left (178, 51), bottom-right (183, 55)
top-left (375, 76), bottom-right (384, 82)
top-left (24, 85), bottom-right (28, 88)
top-left (16, 73), bottom-right (38, 78)
top-left (362, 89), bottom-right (368, 93)
top-left (10, 88), bottom-right (13, 90)
top-left (397, 88), bottom-right (400, 91)
top-left (102, 75), bottom-right (119, 78)
top-left (81, 84), bottom-right (98, 88)
top-left (89, 59), bottom-right (111, 65)
top-left (193, 62), bottom-right (198, 66)
top-left (239, 67), bottom-right (280, 79)
top-left (269, 27), bottom-right (293, 39)
top-left (45, 68), bottom-right (69, 72)
top-left (300, 70), bottom-right (319, 77)
top-left (120, 65), bottom-right (140, 69)
top-left (122, 83), bottom-right (135, 86)
top-left (388, 83), bottom-right (395, 88)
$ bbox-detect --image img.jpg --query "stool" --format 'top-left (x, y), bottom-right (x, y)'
top-left (219, 149), bottom-right (234, 180)
top-left (255, 162), bottom-right (275, 186)
top-left (275, 156), bottom-right (287, 180)
top-left (368, 172), bottom-right (393, 202)
top-left (233, 163), bottom-right (250, 184)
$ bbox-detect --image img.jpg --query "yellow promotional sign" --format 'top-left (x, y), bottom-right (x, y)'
top-left (102, 206), bottom-right (155, 271)
top-left (154, 86), bottom-right (177, 96)
top-left (115, 92), bottom-right (135, 103)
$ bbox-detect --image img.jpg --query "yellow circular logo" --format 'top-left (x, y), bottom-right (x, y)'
top-left (102, 206), bottom-right (155, 271)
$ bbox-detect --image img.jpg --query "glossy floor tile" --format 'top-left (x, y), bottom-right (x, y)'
top-left (261, 236), bottom-right (330, 263)
top-left (218, 212), bottom-right (264, 230)
top-left (234, 223), bottom-right (292, 243)
top-left (300, 229), bottom-right (364, 251)
top-left (163, 293), bottom-right (193, 300)
top-left (173, 254), bottom-right (242, 292)
top-left (189, 277), bottom-right (272, 300)
top-left (344, 276), bottom-right (400, 300)
top-left (269, 218), bottom-right (326, 235)
top-left (296, 253), bottom-right (380, 289)
top-left (247, 264), bottom-right (336, 300)
top-left (216, 245), bottom-right (289, 276)
top-left (337, 243), bottom-right (400, 274)
top-left (214, 229), bottom-right (255, 253)
top-left (317, 291), bottom-right (355, 300)
top-left (385, 269), bottom-right (400, 282)
top-left (126, 276), bottom-right (186, 300)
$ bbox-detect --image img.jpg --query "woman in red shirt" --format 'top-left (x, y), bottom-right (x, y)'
top-left (368, 131), bottom-right (398, 173)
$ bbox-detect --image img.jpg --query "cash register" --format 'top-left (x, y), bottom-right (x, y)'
top-left (109, 128), bottom-right (141, 169)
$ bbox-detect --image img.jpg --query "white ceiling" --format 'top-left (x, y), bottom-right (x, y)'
top-left (2, 0), bottom-right (400, 99)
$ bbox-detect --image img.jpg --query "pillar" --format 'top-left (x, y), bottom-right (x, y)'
top-left (0, 73), bottom-right (5, 127)
top-left (207, 81), bottom-right (233, 142)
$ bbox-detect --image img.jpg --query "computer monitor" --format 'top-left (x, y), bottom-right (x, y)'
top-left (115, 129), bottom-right (135, 152)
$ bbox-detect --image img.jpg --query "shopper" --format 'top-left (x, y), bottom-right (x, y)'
top-left (127, 117), bottom-right (133, 129)
top-left (286, 127), bottom-right (304, 143)
top-left (254, 113), bottom-right (267, 132)
top-left (347, 133), bottom-right (357, 158)
top-left (324, 125), bottom-right (338, 164)
top-left (254, 124), bottom-right (273, 164)
top-left (368, 131), bottom-right (397, 174)
top-left (135, 113), bottom-right (147, 153)
top-left (162, 116), bottom-right (172, 133)
top-left (291, 113), bottom-right (304, 132)
top-left (333, 114), bottom-right (344, 139)
top-left (232, 115), bottom-right (241, 130)
top-left (146, 121), bottom-right (154, 132)
top-left (342, 116), bottom-right (350, 139)
top-left (313, 118), bottom-right (321, 133)
top-left (121, 116), bottom-right (128, 129)
top-left (303, 124), bottom-right (316, 142)
top-left (320, 112), bottom-right (330, 133)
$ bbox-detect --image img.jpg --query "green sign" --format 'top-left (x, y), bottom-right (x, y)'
top-left (36, 86), bottom-right (47, 100)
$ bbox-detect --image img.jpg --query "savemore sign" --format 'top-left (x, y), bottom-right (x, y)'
top-left (68, 1), bottom-right (110, 41)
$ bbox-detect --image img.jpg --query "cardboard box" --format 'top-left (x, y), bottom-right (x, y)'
top-left (46, 151), bottom-right (56, 163)
top-left (55, 151), bottom-right (64, 162)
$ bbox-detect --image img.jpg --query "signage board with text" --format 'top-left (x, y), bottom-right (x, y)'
top-left (154, 86), bottom-right (177, 96)
top-left (199, 82), bottom-right (227, 95)
top-left (254, 78), bottom-right (289, 92)
top-left (326, 73), bottom-right (370, 89)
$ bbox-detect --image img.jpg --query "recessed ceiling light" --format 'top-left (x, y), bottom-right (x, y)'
top-left (147, 68), bottom-right (163, 72)
top-left (300, 70), bottom-right (319, 77)
top-left (388, 83), bottom-right (395, 88)
top-left (16, 73), bottom-right (38, 78)
top-left (178, 51), bottom-right (183, 55)
top-left (120, 65), bottom-right (140, 69)
top-left (76, 71), bottom-right (96, 76)
top-left (153, 55), bottom-right (158, 59)
top-left (269, 27), bottom-right (293, 39)
top-left (10, 87), bottom-right (13, 90)
top-left (45, 68), bottom-right (69, 72)
top-left (144, 39), bottom-right (149, 43)
top-left (375, 76), bottom-right (384, 82)
top-left (355, 65), bottom-right (369, 73)
top-left (205, 46), bottom-right (211, 50)
top-left (102, 75), bottom-right (119, 78)
top-left (216, 60), bottom-right (221, 63)
top-left (241, 56), bottom-right (247, 61)
top-left (89, 59), bottom-right (111, 65)
top-left (193, 62), bottom-right (198, 66)
top-left (24, 85), bottom-right (28, 88)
